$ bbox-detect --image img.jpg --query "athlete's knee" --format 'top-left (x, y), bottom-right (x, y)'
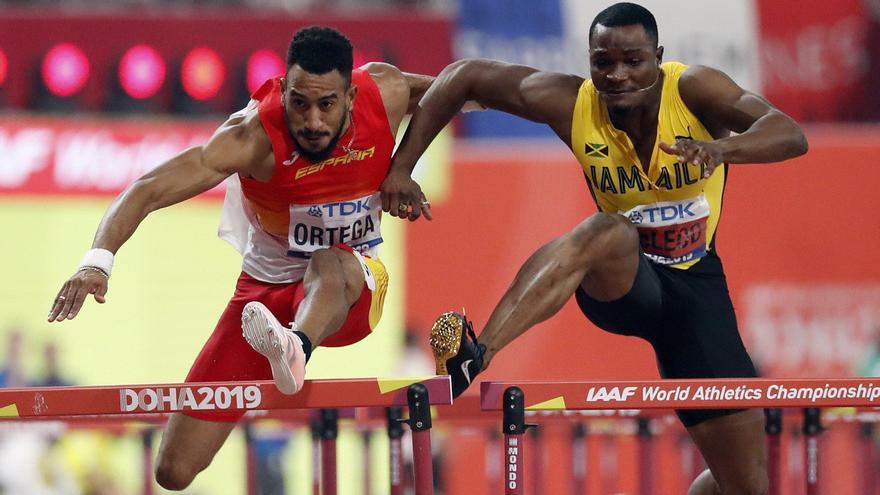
top-left (689, 467), bottom-right (767, 495)
top-left (566, 212), bottom-right (638, 261)
top-left (308, 247), bottom-right (343, 268)
top-left (721, 470), bottom-right (768, 495)
top-left (305, 248), bottom-right (362, 295)
top-left (305, 248), bottom-right (346, 283)
top-left (155, 454), bottom-right (199, 491)
top-left (713, 463), bottom-right (768, 495)
top-left (687, 469), bottom-right (719, 495)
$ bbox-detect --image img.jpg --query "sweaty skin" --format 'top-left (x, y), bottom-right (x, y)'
top-left (47, 61), bottom-right (434, 491)
top-left (385, 21), bottom-right (806, 495)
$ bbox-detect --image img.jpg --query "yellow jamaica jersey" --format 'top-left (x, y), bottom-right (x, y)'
top-left (571, 61), bottom-right (725, 270)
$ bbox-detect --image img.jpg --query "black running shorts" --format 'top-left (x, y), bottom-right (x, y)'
top-left (575, 251), bottom-right (758, 427)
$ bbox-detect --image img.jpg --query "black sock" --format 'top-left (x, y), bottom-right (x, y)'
top-left (293, 330), bottom-right (313, 363)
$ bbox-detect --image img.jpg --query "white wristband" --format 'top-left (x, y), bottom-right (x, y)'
top-left (79, 248), bottom-right (114, 277)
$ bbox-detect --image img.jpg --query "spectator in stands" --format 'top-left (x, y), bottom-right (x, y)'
top-left (35, 342), bottom-right (73, 387)
top-left (0, 328), bottom-right (26, 388)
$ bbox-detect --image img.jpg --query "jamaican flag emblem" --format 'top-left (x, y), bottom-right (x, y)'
top-left (586, 142), bottom-right (609, 158)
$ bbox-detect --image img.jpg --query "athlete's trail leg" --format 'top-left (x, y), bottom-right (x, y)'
top-left (687, 409), bottom-right (768, 495)
top-left (155, 414), bottom-right (237, 490)
top-left (155, 248), bottom-right (365, 490)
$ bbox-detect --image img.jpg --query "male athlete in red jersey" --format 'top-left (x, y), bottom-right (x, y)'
top-left (47, 27), bottom-right (434, 491)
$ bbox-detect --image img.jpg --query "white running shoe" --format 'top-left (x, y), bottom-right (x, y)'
top-left (241, 301), bottom-right (306, 395)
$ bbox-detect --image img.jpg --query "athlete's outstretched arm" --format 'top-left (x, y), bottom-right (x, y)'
top-left (382, 58), bottom-right (581, 220)
top-left (48, 113), bottom-right (268, 322)
top-left (659, 65), bottom-right (808, 175)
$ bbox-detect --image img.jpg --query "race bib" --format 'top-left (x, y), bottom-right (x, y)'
top-left (287, 192), bottom-right (383, 258)
top-left (621, 194), bottom-right (710, 265)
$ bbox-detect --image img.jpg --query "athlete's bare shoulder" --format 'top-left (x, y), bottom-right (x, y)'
top-left (203, 99), bottom-right (274, 178)
top-left (519, 70), bottom-right (584, 143)
top-left (677, 64), bottom-right (737, 103)
top-left (520, 70), bottom-right (583, 113)
top-left (363, 61), bottom-right (405, 83)
top-left (362, 62), bottom-right (409, 108)
top-left (677, 64), bottom-right (759, 137)
top-left (222, 99), bottom-right (267, 139)
top-left (361, 62), bottom-right (410, 133)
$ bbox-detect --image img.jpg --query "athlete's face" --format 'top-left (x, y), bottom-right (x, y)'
top-left (284, 65), bottom-right (357, 162)
top-left (589, 24), bottom-right (663, 112)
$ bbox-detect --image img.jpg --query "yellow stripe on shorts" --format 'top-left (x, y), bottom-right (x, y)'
top-left (364, 256), bottom-right (389, 329)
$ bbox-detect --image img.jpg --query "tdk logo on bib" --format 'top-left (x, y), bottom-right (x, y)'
top-left (287, 193), bottom-right (383, 258)
top-left (621, 194), bottom-right (711, 266)
top-left (637, 202), bottom-right (696, 223)
top-left (316, 198), bottom-right (371, 217)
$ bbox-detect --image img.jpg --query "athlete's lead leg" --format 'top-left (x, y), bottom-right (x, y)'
top-left (480, 212), bottom-right (640, 367)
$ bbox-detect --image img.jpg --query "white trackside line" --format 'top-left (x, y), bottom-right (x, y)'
top-left (241, 301), bottom-right (299, 395)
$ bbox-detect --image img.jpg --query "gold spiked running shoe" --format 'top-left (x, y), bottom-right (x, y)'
top-left (429, 311), bottom-right (486, 398)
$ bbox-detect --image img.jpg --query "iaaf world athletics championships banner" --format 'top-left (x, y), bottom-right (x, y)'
top-left (0, 116), bottom-right (219, 197)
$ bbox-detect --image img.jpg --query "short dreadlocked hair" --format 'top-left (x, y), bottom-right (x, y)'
top-left (287, 26), bottom-right (354, 86)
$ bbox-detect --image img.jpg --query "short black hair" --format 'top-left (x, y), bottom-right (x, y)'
top-left (589, 2), bottom-right (658, 47)
top-left (287, 26), bottom-right (354, 86)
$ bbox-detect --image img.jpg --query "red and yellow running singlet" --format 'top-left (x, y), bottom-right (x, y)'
top-left (220, 68), bottom-right (395, 283)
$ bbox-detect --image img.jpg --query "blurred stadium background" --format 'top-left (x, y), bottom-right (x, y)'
top-left (0, 0), bottom-right (879, 493)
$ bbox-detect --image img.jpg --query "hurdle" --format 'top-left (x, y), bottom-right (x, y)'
top-left (434, 391), bottom-right (675, 494)
top-left (0, 376), bottom-right (452, 495)
top-left (481, 377), bottom-right (880, 495)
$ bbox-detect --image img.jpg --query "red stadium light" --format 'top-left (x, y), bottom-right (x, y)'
top-left (118, 45), bottom-right (166, 99)
top-left (246, 49), bottom-right (284, 94)
top-left (42, 43), bottom-right (90, 97)
top-left (0, 49), bottom-right (7, 87)
top-left (181, 47), bottom-right (225, 101)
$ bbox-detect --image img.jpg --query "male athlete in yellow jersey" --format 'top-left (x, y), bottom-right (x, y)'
top-left (381, 3), bottom-right (807, 494)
